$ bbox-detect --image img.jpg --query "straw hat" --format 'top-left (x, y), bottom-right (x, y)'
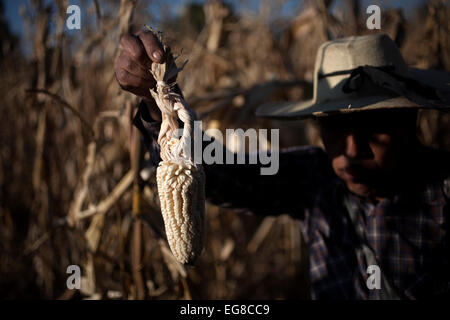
top-left (255, 34), bottom-right (450, 119)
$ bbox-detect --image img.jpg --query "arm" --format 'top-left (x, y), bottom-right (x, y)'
top-left (116, 29), bottom-right (334, 218)
top-left (133, 100), bottom-right (334, 218)
top-left (203, 145), bottom-right (332, 217)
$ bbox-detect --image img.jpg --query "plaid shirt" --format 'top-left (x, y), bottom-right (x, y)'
top-left (134, 102), bottom-right (450, 300)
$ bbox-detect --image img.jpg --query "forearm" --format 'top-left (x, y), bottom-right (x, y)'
top-left (203, 145), bottom-right (332, 217)
top-left (133, 100), bottom-right (333, 217)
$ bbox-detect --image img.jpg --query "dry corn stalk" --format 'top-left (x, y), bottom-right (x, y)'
top-left (147, 26), bottom-right (205, 265)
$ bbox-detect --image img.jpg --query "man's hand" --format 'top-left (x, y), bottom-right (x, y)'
top-left (115, 30), bottom-right (164, 121)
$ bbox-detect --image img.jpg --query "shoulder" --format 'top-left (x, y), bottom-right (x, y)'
top-left (277, 145), bottom-right (335, 188)
top-left (279, 145), bottom-right (331, 172)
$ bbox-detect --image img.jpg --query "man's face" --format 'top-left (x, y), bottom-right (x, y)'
top-left (320, 110), bottom-right (417, 198)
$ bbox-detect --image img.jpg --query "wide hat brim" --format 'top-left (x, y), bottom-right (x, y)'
top-left (255, 68), bottom-right (450, 120)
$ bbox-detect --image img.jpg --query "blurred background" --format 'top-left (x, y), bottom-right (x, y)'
top-left (0, 0), bottom-right (449, 299)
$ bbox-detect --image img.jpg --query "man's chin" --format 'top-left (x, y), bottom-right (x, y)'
top-left (345, 181), bottom-right (373, 198)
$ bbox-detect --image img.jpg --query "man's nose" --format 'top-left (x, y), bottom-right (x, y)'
top-left (345, 133), bottom-right (359, 158)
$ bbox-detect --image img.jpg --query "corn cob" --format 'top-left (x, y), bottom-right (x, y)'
top-left (147, 26), bottom-right (205, 265)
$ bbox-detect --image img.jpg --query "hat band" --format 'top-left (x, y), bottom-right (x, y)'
top-left (318, 65), bottom-right (396, 80)
top-left (320, 65), bottom-right (442, 102)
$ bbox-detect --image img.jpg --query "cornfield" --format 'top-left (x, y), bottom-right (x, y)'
top-left (0, 0), bottom-right (449, 299)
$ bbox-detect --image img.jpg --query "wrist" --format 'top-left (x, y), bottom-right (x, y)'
top-left (142, 98), bottom-right (162, 122)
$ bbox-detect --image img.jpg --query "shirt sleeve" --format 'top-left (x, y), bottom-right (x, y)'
top-left (203, 145), bottom-right (332, 218)
top-left (133, 100), bottom-right (333, 218)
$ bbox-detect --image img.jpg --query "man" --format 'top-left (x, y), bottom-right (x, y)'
top-left (116, 32), bottom-right (450, 299)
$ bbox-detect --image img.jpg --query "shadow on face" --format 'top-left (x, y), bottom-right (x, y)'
top-left (319, 109), bottom-right (418, 198)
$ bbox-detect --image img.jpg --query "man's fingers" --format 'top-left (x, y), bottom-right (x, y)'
top-left (115, 68), bottom-right (155, 93)
top-left (120, 33), bottom-right (152, 69)
top-left (116, 30), bottom-right (166, 102)
top-left (136, 30), bottom-right (164, 63)
top-left (118, 83), bottom-right (153, 101)
top-left (127, 86), bottom-right (154, 101)
top-left (116, 52), bottom-right (151, 80)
